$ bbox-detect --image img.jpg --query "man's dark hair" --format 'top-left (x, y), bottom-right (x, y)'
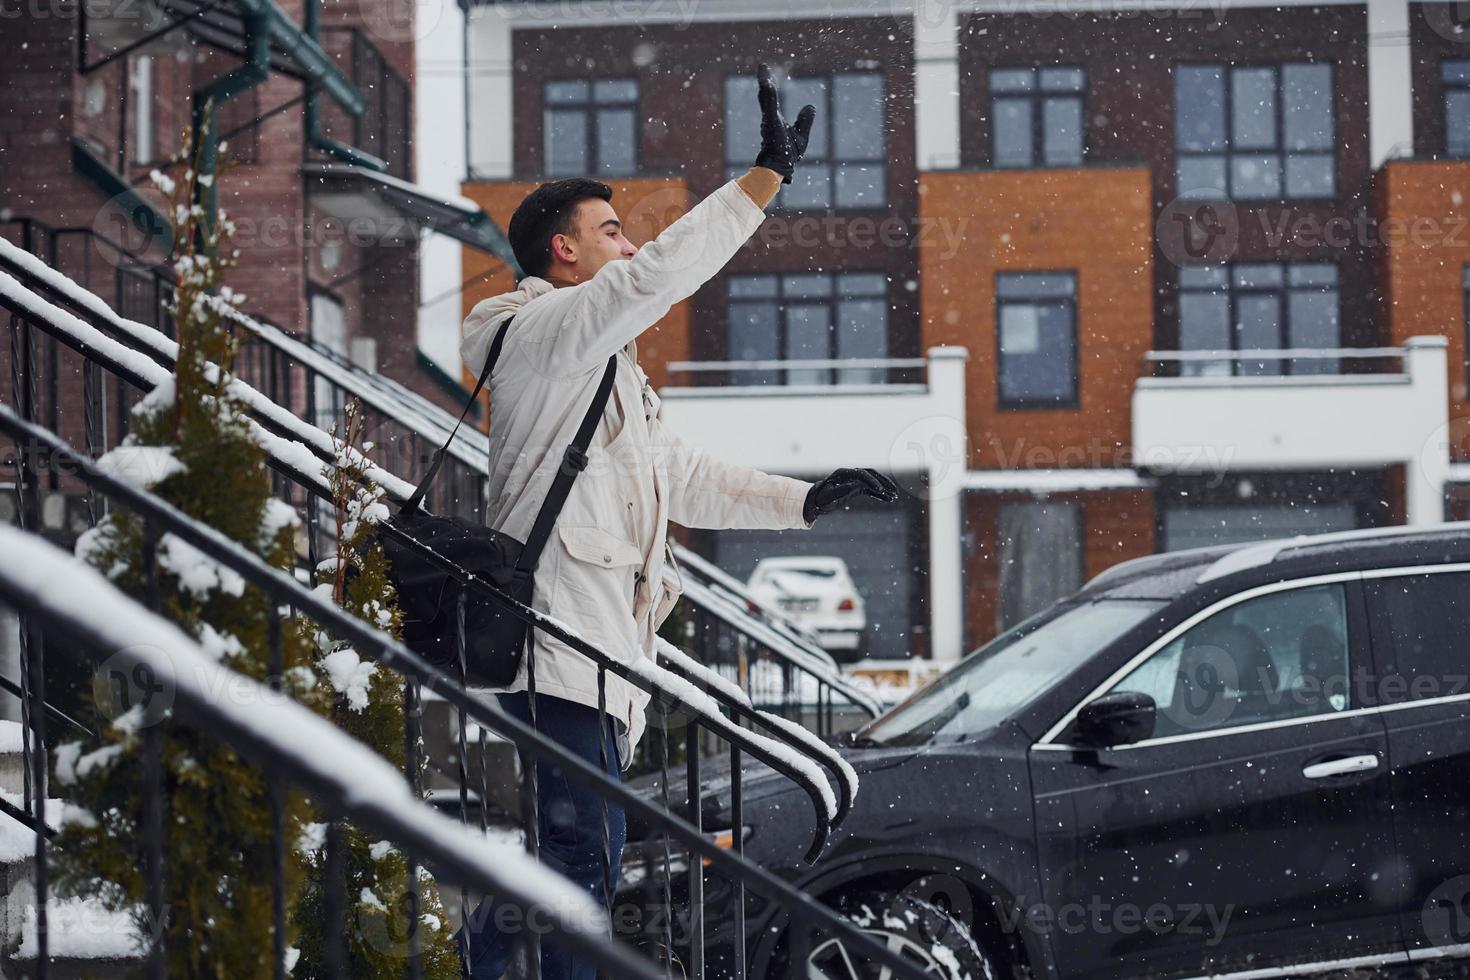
top-left (508, 177), bottom-right (614, 279)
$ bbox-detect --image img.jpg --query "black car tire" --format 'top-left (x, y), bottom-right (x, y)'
top-left (791, 890), bottom-right (1000, 980)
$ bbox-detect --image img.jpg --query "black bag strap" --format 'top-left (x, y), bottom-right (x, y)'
top-left (517, 354), bottom-right (617, 573)
top-left (401, 315), bottom-right (514, 515)
top-left (400, 315), bottom-right (620, 575)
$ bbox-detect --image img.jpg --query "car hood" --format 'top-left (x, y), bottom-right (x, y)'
top-left (624, 737), bottom-right (929, 842)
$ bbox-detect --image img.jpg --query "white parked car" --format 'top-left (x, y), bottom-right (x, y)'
top-left (745, 556), bottom-right (867, 661)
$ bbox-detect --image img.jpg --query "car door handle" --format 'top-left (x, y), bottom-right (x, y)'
top-left (1302, 754), bottom-right (1379, 779)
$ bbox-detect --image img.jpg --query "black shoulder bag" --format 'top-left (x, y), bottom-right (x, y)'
top-left (378, 316), bottom-right (617, 686)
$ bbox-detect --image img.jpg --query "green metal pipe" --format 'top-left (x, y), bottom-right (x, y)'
top-left (240, 0), bottom-right (366, 116)
top-left (191, 10), bottom-right (271, 251)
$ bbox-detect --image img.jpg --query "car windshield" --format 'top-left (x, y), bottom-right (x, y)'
top-left (859, 599), bottom-right (1166, 746)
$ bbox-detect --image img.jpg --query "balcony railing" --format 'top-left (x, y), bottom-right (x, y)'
top-left (1133, 339), bottom-right (1450, 525)
top-left (1144, 346), bottom-right (1408, 380)
top-left (666, 357), bottom-right (927, 392)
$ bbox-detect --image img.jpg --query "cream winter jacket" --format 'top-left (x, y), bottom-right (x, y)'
top-left (459, 179), bottom-right (813, 751)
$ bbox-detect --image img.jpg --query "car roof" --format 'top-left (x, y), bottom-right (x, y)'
top-left (754, 556), bottom-right (847, 569)
top-left (1080, 522), bottom-right (1470, 600)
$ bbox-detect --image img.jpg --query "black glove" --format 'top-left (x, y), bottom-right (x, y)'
top-left (803, 468), bottom-right (901, 524)
top-left (753, 63), bottom-right (816, 185)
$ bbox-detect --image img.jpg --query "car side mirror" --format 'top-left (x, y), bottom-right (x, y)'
top-left (1073, 692), bottom-right (1156, 748)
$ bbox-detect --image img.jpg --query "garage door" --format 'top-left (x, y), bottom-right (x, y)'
top-left (711, 500), bottom-right (918, 661)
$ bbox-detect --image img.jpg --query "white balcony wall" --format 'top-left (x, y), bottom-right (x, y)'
top-left (1133, 337), bottom-right (1449, 524)
top-left (659, 347), bottom-right (969, 662)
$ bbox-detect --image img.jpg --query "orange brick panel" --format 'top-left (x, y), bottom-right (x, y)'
top-left (1378, 160), bottom-right (1470, 454)
top-left (920, 168), bottom-right (1154, 471)
top-left (458, 177), bottom-right (694, 400)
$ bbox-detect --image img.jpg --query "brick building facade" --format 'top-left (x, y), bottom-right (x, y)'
top-left (459, 0), bottom-right (1468, 658)
top-left (0, 0), bottom-right (492, 448)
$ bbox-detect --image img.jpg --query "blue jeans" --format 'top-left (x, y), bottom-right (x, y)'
top-left (461, 692), bottom-right (627, 980)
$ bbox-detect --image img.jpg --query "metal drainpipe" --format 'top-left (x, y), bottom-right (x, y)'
top-left (303, 0), bottom-right (388, 171)
top-left (190, 10), bottom-right (271, 252)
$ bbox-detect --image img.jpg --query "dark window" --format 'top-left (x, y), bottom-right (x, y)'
top-left (997, 501), bottom-right (1083, 629)
top-left (1107, 583), bottom-right (1352, 738)
top-left (726, 272), bottom-right (889, 385)
top-left (1174, 62), bottom-right (1334, 200)
top-left (995, 271), bottom-right (1077, 408)
top-left (1444, 61), bottom-right (1470, 158)
top-left (1377, 572), bottom-right (1470, 703)
top-left (543, 79), bottom-right (637, 177)
top-left (1177, 262), bottom-right (1339, 376)
top-left (725, 71), bottom-right (885, 209)
top-left (991, 67), bottom-right (1085, 168)
top-left (1161, 501), bottom-right (1357, 551)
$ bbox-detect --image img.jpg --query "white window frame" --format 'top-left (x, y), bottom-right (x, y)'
top-left (1034, 562), bottom-right (1470, 751)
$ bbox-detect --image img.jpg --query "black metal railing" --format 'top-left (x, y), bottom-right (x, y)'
top-left (0, 219), bottom-right (879, 741)
top-left (0, 243), bottom-right (850, 847)
top-left (0, 238), bottom-right (931, 979)
top-left (0, 219), bottom-right (487, 526)
top-left (0, 516), bottom-right (662, 980)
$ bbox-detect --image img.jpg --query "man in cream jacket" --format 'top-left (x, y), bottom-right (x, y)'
top-left (458, 64), bottom-right (900, 980)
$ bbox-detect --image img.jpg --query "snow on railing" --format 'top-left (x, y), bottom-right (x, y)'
top-left (0, 524), bottom-right (637, 971)
top-left (0, 271), bottom-right (849, 848)
top-left (0, 249), bottom-right (414, 502)
top-left (219, 305), bottom-right (489, 467)
top-left (651, 643), bottom-right (860, 824)
top-left (2, 243), bottom-right (861, 703)
top-left (654, 636), bottom-right (856, 822)
top-left (654, 638), bottom-right (751, 710)
top-left (0, 242), bottom-right (955, 980)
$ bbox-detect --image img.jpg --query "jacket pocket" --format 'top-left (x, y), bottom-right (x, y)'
top-left (558, 524), bottom-right (643, 569)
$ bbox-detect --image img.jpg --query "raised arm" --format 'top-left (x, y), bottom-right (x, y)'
top-left (550, 64), bottom-right (815, 373)
top-left (548, 177), bottom-right (770, 373)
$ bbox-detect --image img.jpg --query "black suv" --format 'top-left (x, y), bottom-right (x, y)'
top-left (630, 525), bottom-right (1470, 980)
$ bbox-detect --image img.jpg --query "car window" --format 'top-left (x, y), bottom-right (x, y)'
top-left (1376, 572), bottom-right (1470, 704)
top-left (1103, 583), bottom-right (1351, 739)
top-left (863, 599), bottom-right (1165, 745)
